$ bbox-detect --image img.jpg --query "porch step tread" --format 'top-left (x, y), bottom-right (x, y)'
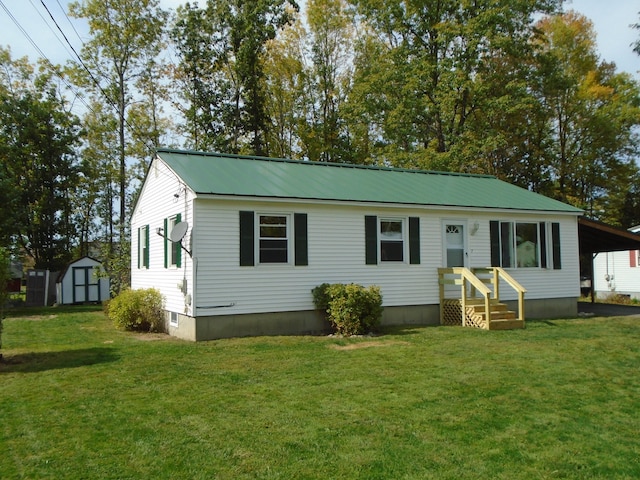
top-left (469, 303), bottom-right (510, 313)
top-left (488, 319), bottom-right (525, 330)
top-left (475, 311), bottom-right (517, 320)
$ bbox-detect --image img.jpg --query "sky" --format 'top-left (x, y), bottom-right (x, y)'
top-left (0, 0), bottom-right (638, 80)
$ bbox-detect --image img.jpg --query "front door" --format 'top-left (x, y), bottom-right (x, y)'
top-left (444, 222), bottom-right (466, 268)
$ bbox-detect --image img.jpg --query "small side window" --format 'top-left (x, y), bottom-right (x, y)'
top-left (380, 218), bottom-right (404, 262)
top-left (259, 214), bottom-right (289, 264)
top-left (164, 214), bottom-right (182, 268)
top-left (138, 225), bottom-right (149, 269)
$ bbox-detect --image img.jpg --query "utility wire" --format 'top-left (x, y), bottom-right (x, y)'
top-left (0, 0), bottom-right (90, 116)
top-left (27, 0), bottom-right (76, 61)
top-left (55, 0), bottom-right (85, 45)
top-left (38, 0), bottom-right (158, 156)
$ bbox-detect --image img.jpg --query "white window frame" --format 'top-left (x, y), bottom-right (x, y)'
top-left (257, 213), bottom-right (291, 265)
top-left (379, 217), bottom-right (406, 263)
top-left (498, 221), bottom-right (541, 269)
top-left (139, 225), bottom-right (149, 269)
top-left (167, 215), bottom-right (180, 268)
top-left (169, 311), bottom-right (178, 327)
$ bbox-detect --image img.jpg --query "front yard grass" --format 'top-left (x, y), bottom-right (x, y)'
top-left (1, 308), bottom-right (639, 479)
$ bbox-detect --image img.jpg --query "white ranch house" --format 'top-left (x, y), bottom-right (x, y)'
top-left (131, 149), bottom-right (583, 341)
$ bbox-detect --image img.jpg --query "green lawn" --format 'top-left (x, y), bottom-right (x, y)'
top-left (1, 308), bottom-right (639, 479)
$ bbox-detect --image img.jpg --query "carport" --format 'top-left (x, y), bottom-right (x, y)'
top-left (578, 217), bottom-right (640, 302)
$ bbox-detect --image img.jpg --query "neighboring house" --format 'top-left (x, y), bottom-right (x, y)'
top-left (56, 256), bottom-right (110, 305)
top-left (593, 225), bottom-right (640, 301)
top-left (131, 148), bottom-right (583, 341)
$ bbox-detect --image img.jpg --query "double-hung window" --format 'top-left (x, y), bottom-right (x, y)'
top-left (380, 218), bottom-right (404, 262)
top-left (365, 215), bottom-right (420, 265)
top-left (259, 214), bottom-right (289, 263)
top-left (138, 225), bottom-right (149, 269)
top-left (239, 211), bottom-right (308, 267)
top-left (164, 214), bottom-right (182, 268)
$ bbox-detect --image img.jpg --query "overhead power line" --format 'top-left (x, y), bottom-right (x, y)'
top-left (38, 0), bottom-right (159, 156)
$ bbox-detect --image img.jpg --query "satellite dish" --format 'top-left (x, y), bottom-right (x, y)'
top-left (169, 221), bottom-right (189, 243)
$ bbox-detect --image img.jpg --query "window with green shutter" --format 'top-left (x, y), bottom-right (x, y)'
top-left (365, 215), bottom-right (420, 265)
top-left (239, 211), bottom-right (308, 266)
top-left (138, 225), bottom-right (149, 269)
top-left (164, 214), bottom-right (182, 268)
top-left (489, 220), bottom-right (561, 269)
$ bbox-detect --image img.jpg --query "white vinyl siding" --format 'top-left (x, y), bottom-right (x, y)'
top-left (192, 199), bottom-right (580, 316)
top-left (593, 250), bottom-right (640, 300)
top-left (130, 159), bottom-right (194, 317)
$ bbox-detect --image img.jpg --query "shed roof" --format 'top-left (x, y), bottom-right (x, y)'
top-left (156, 148), bottom-right (582, 214)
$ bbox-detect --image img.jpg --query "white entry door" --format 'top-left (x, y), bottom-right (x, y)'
top-left (444, 222), bottom-right (467, 268)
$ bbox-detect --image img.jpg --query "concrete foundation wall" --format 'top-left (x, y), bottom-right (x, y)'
top-left (503, 297), bottom-right (578, 319)
top-left (167, 304), bottom-right (439, 341)
top-left (165, 298), bottom-right (577, 341)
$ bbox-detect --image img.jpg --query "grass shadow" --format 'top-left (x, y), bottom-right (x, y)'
top-left (4, 303), bottom-right (104, 319)
top-left (0, 347), bottom-right (119, 374)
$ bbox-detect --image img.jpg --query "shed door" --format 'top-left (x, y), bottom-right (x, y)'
top-left (73, 267), bottom-right (100, 303)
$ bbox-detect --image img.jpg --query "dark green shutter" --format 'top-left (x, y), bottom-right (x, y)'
top-left (163, 218), bottom-right (168, 268)
top-left (409, 217), bottom-right (420, 264)
top-left (490, 221), bottom-right (500, 267)
top-left (365, 215), bottom-right (378, 265)
top-left (539, 222), bottom-right (548, 268)
top-left (175, 214), bottom-right (182, 268)
top-left (294, 213), bottom-right (308, 266)
top-left (552, 222), bottom-right (561, 269)
top-left (137, 227), bottom-right (141, 269)
top-left (240, 211), bottom-right (255, 266)
top-left (145, 226), bottom-right (150, 268)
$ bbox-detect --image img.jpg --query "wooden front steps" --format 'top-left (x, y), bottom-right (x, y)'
top-left (466, 300), bottom-right (524, 330)
top-left (442, 299), bottom-right (525, 330)
top-left (438, 267), bottom-right (527, 331)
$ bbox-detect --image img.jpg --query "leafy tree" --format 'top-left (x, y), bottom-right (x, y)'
top-left (0, 247), bottom-right (9, 361)
top-left (69, 0), bottom-right (168, 236)
top-left (170, 1), bottom-right (237, 152)
top-left (170, 0), bottom-right (298, 155)
top-left (535, 12), bottom-right (640, 221)
top-left (299, 0), bottom-right (354, 162)
top-left (0, 49), bottom-right (83, 270)
top-left (75, 102), bottom-right (120, 254)
top-left (263, 17), bottom-right (307, 158)
top-left (347, 0), bottom-right (562, 170)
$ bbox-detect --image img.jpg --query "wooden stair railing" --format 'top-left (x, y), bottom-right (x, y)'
top-left (438, 267), bottom-right (527, 329)
top-left (471, 267), bottom-right (527, 323)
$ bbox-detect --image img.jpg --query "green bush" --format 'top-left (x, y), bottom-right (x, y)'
top-left (311, 283), bottom-right (332, 312)
top-left (107, 288), bottom-right (165, 332)
top-left (312, 283), bottom-right (383, 336)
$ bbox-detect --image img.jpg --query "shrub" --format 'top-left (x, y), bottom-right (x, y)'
top-left (312, 283), bottom-right (383, 336)
top-left (311, 283), bottom-right (332, 312)
top-left (107, 288), bottom-right (165, 332)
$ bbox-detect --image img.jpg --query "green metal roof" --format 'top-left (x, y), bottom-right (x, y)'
top-left (156, 148), bottom-right (582, 213)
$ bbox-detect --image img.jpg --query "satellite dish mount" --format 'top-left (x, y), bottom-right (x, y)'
top-left (169, 221), bottom-right (192, 257)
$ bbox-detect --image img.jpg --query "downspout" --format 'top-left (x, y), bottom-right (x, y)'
top-left (591, 252), bottom-right (598, 303)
